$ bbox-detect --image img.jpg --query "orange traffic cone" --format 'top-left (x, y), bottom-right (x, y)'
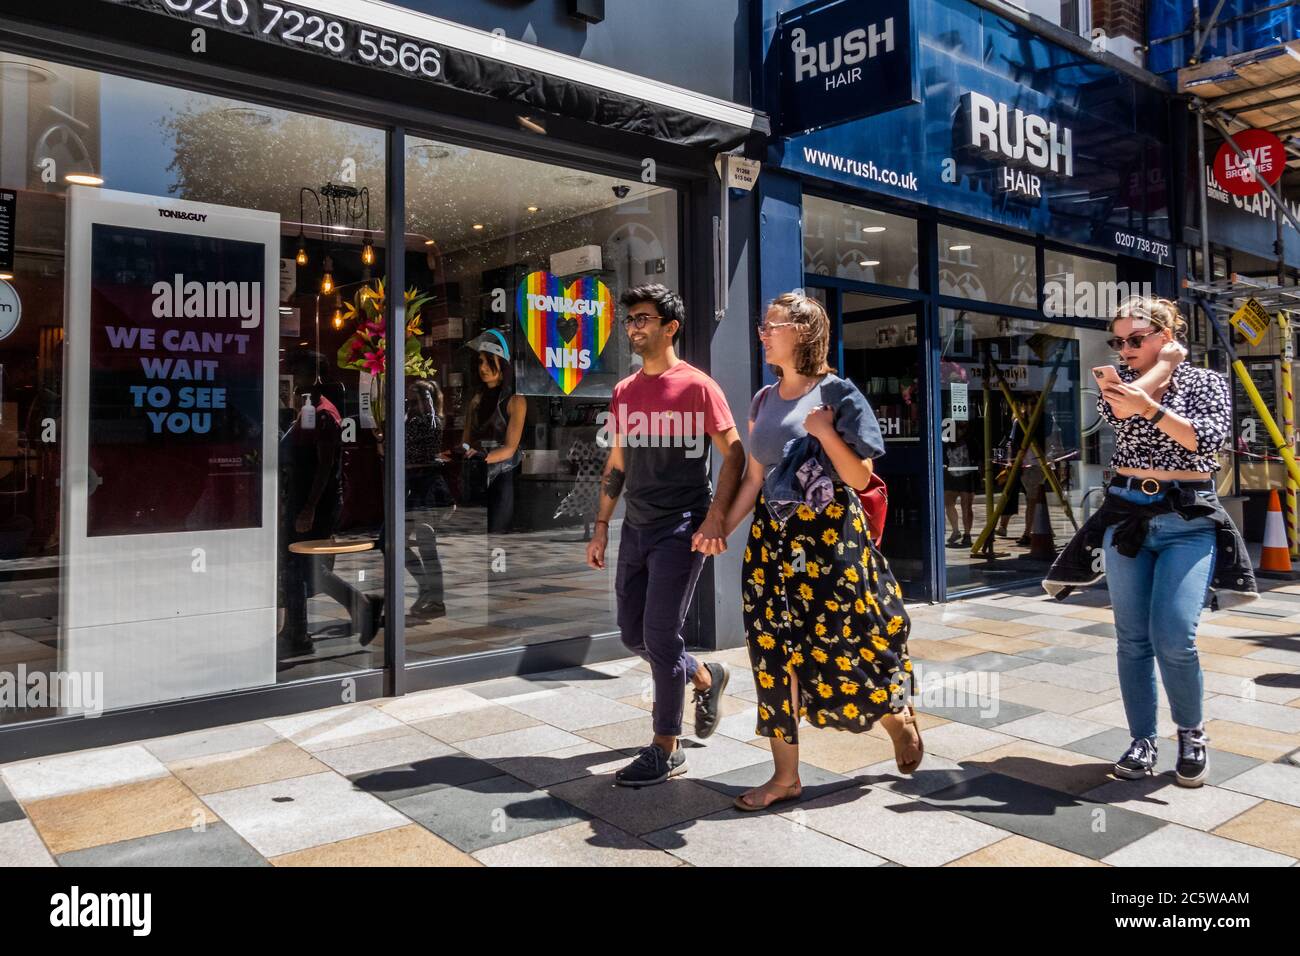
top-left (1028, 484), bottom-right (1057, 562)
top-left (1257, 489), bottom-right (1296, 579)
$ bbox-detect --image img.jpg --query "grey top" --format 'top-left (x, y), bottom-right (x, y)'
top-left (748, 373), bottom-right (885, 477)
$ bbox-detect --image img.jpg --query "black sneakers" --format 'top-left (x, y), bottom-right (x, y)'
top-left (1175, 728), bottom-right (1210, 788)
top-left (692, 662), bottom-right (730, 739)
top-left (614, 744), bottom-right (685, 787)
top-left (1114, 736), bottom-right (1158, 779)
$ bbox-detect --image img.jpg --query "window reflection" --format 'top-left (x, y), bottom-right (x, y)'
top-left (401, 137), bottom-right (679, 660)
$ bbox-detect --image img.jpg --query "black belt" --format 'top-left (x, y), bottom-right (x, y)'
top-left (1109, 475), bottom-right (1213, 496)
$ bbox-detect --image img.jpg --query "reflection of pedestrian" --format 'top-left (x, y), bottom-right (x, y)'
top-left (278, 375), bottom-right (344, 652)
top-left (998, 398), bottom-right (1053, 545)
top-left (462, 331), bottom-right (526, 534)
top-left (405, 378), bottom-right (452, 619)
top-left (944, 421), bottom-right (980, 547)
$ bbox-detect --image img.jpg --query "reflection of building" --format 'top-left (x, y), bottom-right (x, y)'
top-left (0, 60), bottom-right (101, 570)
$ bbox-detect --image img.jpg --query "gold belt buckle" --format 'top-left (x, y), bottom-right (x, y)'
top-left (1139, 477), bottom-right (1161, 495)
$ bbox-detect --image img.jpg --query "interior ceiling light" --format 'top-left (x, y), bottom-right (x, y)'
top-left (862, 226), bottom-right (886, 233)
top-left (859, 260), bottom-right (880, 267)
top-left (65, 172), bottom-right (104, 186)
top-left (949, 244), bottom-right (971, 251)
top-left (218, 106), bottom-right (273, 126)
top-left (556, 174), bottom-right (595, 187)
top-left (472, 223), bottom-right (484, 230)
top-left (411, 143), bottom-right (452, 159)
top-left (320, 255), bottom-right (335, 295)
top-left (0, 272), bottom-right (13, 281)
top-left (527, 205), bottom-right (540, 213)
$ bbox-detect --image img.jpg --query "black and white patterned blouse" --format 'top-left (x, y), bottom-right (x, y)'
top-left (1097, 363), bottom-right (1231, 472)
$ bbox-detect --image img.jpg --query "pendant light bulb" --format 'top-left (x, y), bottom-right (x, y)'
top-left (320, 255), bottom-right (335, 295)
top-left (361, 241), bottom-right (375, 266)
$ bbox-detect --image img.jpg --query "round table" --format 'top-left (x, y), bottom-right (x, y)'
top-left (288, 538), bottom-right (376, 555)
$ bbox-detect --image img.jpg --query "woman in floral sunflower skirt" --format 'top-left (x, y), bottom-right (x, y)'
top-left (721, 293), bottom-right (923, 812)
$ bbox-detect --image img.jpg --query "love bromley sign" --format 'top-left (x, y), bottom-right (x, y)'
top-left (517, 271), bottom-right (614, 394)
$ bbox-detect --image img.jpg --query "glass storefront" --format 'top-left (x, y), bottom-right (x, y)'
top-left (0, 52), bottom-right (679, 725)
top-left (803, 194), bottom-right (1128, 600)
top-left (939, 309), bottom-right (1111, 595)
top-left (804, 196), bottom-right (919, 289)
top-left (398, 135), bottom-right (678, 661)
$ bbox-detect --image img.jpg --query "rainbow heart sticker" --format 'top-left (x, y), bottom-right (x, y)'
top-left (517, 271), bottom-right (614, 395)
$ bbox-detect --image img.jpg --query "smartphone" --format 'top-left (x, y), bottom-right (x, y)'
top-left (1091, 365), bottom-right (1122, 386)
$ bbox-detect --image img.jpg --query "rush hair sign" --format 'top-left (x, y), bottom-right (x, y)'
top-left (1213, 129), bottom-right (1285, 197)
top-left (776, 0), bottom-right (917, 135)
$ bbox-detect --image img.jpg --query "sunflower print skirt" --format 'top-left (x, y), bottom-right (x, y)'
top-left (741, 482), bottom-right (913, 744)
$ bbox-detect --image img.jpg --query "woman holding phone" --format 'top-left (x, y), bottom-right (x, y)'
top-left (1045, 296), bottom-right (1254, 788)
top-left (721, 292), bottom-right (922, 811)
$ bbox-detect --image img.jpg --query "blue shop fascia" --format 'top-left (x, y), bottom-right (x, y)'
top-left (749, 0), bottom-right (1180, 602)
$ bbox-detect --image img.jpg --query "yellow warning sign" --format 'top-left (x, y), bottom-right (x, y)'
top-left (1231, 297), bottom-right (1272, 347)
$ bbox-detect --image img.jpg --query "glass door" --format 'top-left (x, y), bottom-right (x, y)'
top-left (810, 286), bottom-right (933, 600)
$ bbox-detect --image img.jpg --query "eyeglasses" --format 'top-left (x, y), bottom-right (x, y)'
top-left (623, 312), bottom-right (661, 330)
top-left (1106, 329), bottom-right (1162, 351)
top-left (756, 321), bottom-right (795, 337)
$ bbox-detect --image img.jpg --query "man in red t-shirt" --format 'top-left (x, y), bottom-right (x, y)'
top-left (585, 284), bottom-right (745, 786)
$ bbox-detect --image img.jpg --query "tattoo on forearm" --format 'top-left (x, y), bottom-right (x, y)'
top-left (603, 467), bottom-right (625, 499)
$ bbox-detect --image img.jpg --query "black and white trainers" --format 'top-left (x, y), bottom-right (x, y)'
top-left (1175, 728), bottom-right (1209, 788)
top-left (1113, 736), bottom-right (1158, 779)
top-left (692, 662), bottom-right (730, 739)
top-left (614, 744), bottom-right (686, 788)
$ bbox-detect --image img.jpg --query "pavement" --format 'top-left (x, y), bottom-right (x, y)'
top-left (2, 582), bottom-right (1299, 867)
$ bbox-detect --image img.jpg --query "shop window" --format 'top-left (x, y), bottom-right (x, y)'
top-left (938, 309), bottom-right (1111, 595)
top-left (802, 196), bottom-right (918, 289)
top-left (400, 136), bottom-right (679, 659)
top-left (0, 54), bottom-right (390, 722)
top-left (938, 225), bottom-right (1037, 309)
top-left (1042, 251), bottom-right (1118, 320)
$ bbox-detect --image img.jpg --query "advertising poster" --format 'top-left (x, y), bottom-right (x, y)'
top-left (60, 187), bottom-right (280, 713)
top-left (87, 224), bottom-right (265, 536)
top-left (514, 270), bottom-right (616, 397)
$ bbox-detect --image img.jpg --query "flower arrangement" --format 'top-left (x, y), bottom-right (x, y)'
top-left (337, 280), bottom-right (437, 426)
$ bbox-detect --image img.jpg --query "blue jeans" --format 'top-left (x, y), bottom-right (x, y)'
top-left (1102, 485), bottom-right (1216, 739)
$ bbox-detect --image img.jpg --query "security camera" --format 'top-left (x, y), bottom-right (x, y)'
top-left (612, 184), bottom-right (631, 199)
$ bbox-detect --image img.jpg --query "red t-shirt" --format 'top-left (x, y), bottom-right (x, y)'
top-left (607, 361), bottom-right (735, 527)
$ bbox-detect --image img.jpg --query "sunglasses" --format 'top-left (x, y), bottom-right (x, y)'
top-left (756, 321), bottom-right (795, 336)
top-left (1106, 328), bottom-right (1162, 351)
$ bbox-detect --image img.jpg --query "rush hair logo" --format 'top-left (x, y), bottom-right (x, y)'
top-left (516, 271), bottom-right (613, 395)
top-left (960, 91), bottom-right (1073, 178)
top-left (791, 17), bottom-right (895, 84)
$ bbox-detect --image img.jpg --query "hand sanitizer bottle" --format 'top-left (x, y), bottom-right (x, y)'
top-left (301, 394), bottom-right (316, 430)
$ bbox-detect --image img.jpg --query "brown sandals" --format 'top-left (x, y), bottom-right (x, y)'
top-left (886, 705), bottom-right (925, 775)
top-left (733, 780), bottom-right (803, 812)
